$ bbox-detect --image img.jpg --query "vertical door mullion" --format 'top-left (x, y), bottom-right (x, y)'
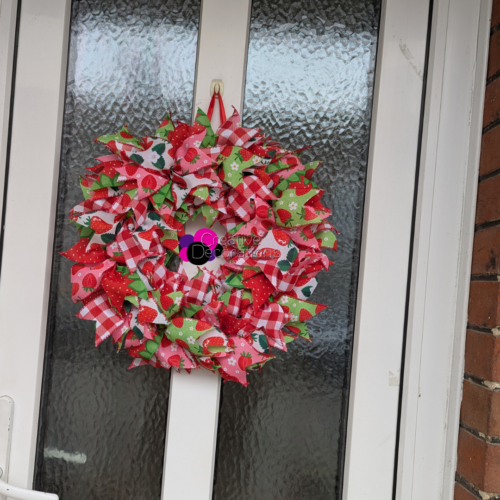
top-left (161, 1), bottom-right (252, 499)
top-left (0, 0), bottom-right (19, 248)
top-left (0, 0), bottom-right (71, 487)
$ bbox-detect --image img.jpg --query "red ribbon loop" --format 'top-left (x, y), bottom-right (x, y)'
top-left (207, 90), bottom-right (226, 124)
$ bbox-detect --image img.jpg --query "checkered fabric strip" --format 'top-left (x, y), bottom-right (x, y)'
top-left (116, 229), bottom-right (146, 272)
top-left (183, 269), bottom-right (212, 306)
top-left (218, 216), bottom-right (241, 231)
top-left (227, 191), bottom-right (252, 221)
top-left (247, 302), bottom-right (286, 341)
top-left (226, 288), bottom-right (242, 316)
top-left (111, 319), bottom-right (129, 343)
top-left (249, 259), bottom-right (299, 293)
top-left (78, 292), bottom-right (124, 346)
top-left (129, 199), bottom-right (148, 227)
top-left (201, 146), bottom-right (223, 161)
top-left (217, 126), bottom-right (260, 147)
top-left (211, 268), bottom-right (230, 296)
top-left (297, 251), bottom-right (330, 270)
top-left (108, 195), bottom-right (132, 214)
top-left (145, 231), bottom-right (165, 257)
top-left (71, 198), bottom-right (111, 216)
top-left (210, 198), bottom-right (229, 211)
top-left (240, 175), bottom-right (276, 200)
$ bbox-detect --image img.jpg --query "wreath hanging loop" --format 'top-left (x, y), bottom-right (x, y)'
top-left (63, 103), bottom-right (338, 386)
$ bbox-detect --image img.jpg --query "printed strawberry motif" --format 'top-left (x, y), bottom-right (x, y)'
top-left (122, 193), bottom-right (131, 207)
top-left (244, 273), bottom-right (274, 311)
top-left (194, 170), bottom-right (213, 179)
top-left (141, 261), bottom-right (154, 275)
top-left (287, 325), bottom-right (301, 335)
top-left (304, 207), bottom-right (318, 221)
top-left (196, 320), bottom-right (212, 331)
top-left (163, 215), bottom-right (183, 231)
top-left (305, 168), bottom-right (315, 179)
top-left (315, 304), bottom-right (328, 314)
top-left (91, 188), bottom-right (111, 200)
top-left (295, 275), bottom-right (310, 287)
top-left (295, 185), bottom-right (312, 196)
top-left (272, 229), bottom-right (290, 246)
top-left (82, 273), bottom-right (97, 292)
top-left (141, 175), bottom-right (157, 193)
top-left (198, 357), bottom-right (215, 370)
top-left (72, 263), bottom-right (85, 275)
top-left (175, 338), bottom-right (189, 349)
top-left (160, 295), bottom-right (174, 311)
top-left (90, 216), bottom-right (113, 234)
top-left (138, 228), bottom-right (155, 241)
top-left (120, 131), bottom-right (134, 139)
top-left (162, 239), bottom-right (178, 251)
top-left (238, 352), bottom-right (253, 371)
top-left (221, 316), bottom-right (248, 335)
top-left (125, 164), bottom-right (138, 176)
top-left (138, 306), bottom-right (158, 325)
top-left (171, 316), bottom-right (184, 328)
top-left (168, 355), bottom-right (184, 368)
top-left (252, 168), bottom-right (272, 186)
top-left (299, 309), bottom-right (312, 322)
top-left (92, 263), bottom-right (105, 270)
top-left (72, 283), bottom-right (80, 296)
top-left (203, 337), bottom-right (224, 349)
top-left (238, 148), bottom-right (253, 162)
top-left (256, 205), bottom-right (270, 219)
top-left (242, 269), bottom-right (258, 281)
top-left (184, 148), bottom-right (200, 164)
top-left (277, 209), bottom-right (292, 224)
top-left (221, 146), bottom-right (233, 157)
top-left (61, 238), bottom-right (107, 264)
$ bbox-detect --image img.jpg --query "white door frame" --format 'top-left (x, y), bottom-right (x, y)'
top-left (0, 0), bottom-right (490, 499)
top-left (396, 1), bottom-right (492, 499)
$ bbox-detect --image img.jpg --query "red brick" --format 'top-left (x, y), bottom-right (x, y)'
top-left (461, 380), bottom-right (500, 436)
top-left (483, 79), bottom-right (500, 129)
top-left (480, 126), bottom-right (500, 177)
top-left (468, 282), bottom-right (500, 328)
top-left (475, 175), bottom-right (500, 225)
top-left (454, 483), bottom-right (478, 500)
top-left (456, 428), bottom-right (500, 491)
top-left (471, 226), bottom-right (500, 275)
top-left (493, 0), bottom-right (500, 29)
top-left (465, 330), bottom-right (500, 381)
top-left (488, 30), bottom-right (500, 79)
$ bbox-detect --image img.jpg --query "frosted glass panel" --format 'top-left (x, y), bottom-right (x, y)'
top-left (213, 1), bottom-right (381, 498)
top-left (34, 1), bottom-right (200, 498)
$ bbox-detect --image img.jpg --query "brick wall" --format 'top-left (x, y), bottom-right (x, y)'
top-left (455, 2), bottom-right (500, 499)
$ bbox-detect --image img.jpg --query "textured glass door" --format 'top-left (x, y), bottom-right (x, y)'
top-left (213, 1), bottom-right (381, 499)
top-left (33, 1), bottom-right (201, 498)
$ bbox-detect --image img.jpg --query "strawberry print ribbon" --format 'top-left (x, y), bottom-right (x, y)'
top-left (62, 105), bottom-right (338, 386)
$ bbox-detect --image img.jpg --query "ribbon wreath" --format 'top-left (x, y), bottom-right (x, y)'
top-left (63, 96), bottom-right (338, 386)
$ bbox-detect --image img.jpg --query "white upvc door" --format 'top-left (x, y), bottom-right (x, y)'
top-left (0, 0), bottom-right (434, 499)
